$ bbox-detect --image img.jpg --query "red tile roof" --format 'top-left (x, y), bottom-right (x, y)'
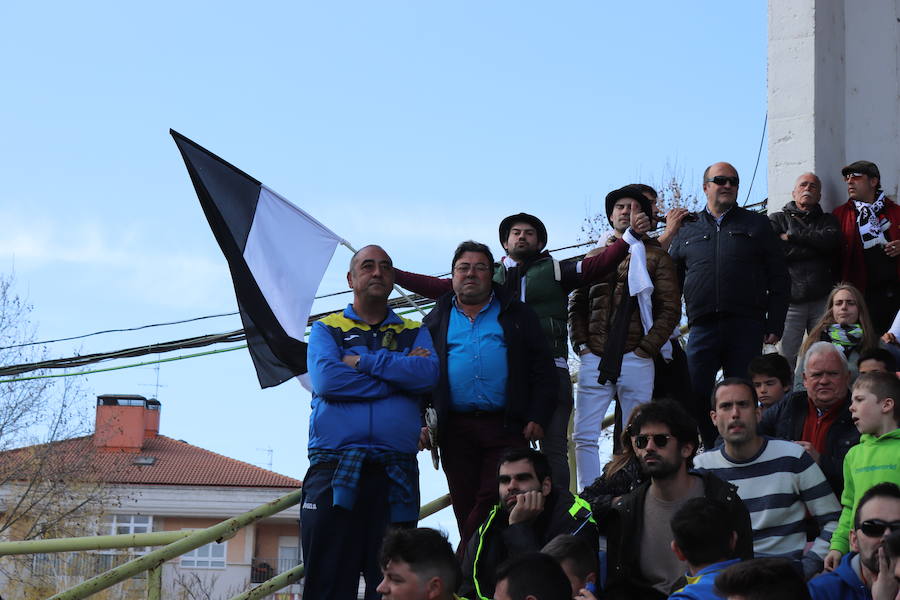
top-left (0, 435), bottom-right (301, 488)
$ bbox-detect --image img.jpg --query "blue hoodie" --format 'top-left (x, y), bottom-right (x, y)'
top-left (807, 552), bottom-right (870, 600)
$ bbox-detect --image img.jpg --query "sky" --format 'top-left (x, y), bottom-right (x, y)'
top-left (0, 1), bottom-right (768, 541)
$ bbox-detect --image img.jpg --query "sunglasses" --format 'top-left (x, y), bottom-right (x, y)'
top-left (844, 173), bottom-right (867, 181)
top-left (705, 176), bottom-right (740, 186)
top-left (858, 519), bottom-right (900, 537)
top-left (633, 433), bottom-right (674, 449)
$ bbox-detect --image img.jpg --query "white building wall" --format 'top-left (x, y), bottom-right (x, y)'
top-left (768, 0), bottom-right (900, 212)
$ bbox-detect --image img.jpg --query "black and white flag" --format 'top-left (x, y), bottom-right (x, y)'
top-left (171, 129), bottom-right (343, 388)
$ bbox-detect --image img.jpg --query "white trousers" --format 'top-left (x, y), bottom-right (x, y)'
top-left (573, 350), bottom-right (655, 491)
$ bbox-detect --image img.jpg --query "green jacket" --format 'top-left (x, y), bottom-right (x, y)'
top-left (830, 428), bottom-right (900, 553)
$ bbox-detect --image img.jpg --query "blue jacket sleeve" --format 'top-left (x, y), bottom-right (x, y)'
top-left (357, 326), bottom-right (440, 394)
top-left (307, 320), bottom-right (393, 401)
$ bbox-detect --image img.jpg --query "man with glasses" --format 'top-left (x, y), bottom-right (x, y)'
top-left (808, 482), bottom-right (900, 600)
top-left (759, 341), bottom-right (860, 497)
top-left (694, 378), bottom-right (841, 580)
top-left (769, 172), bottom-right (842, 371)
top-left (669, 162), bottom-right (790, 448)
top-left (421, 241), bottom-right (558, 547)
top-left (834, 161), bottom-right (900, 334)
top-left (601, 400), bottom-right (752, 600)
top-left (394, 212), bottom-right (651, 494)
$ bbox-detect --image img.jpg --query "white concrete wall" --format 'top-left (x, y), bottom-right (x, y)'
top-left (768, 0), bottom-right (900, 213)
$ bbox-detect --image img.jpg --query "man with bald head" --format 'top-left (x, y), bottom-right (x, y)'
top-left (303, 244), bottom-right (440, 599)
top-left (669, 162), bottom-right (790, 447)
top-left (770, 173), bottom-right (841, 371)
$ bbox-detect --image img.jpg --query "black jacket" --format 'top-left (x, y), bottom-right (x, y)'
top-left (458, 488), bottom-right (598, 600)
top-left (669, 206), bottom-right (790, 336)
top-left (769, 202), bottom-right (841, 303)
top-left (423, 286), bottom-right (558, 442)
top-left (601, 471), bottom-right (754, 600)
top-left (758, 392), bottom-right (859, 497)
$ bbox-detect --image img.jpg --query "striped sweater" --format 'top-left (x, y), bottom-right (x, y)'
top-left (694, 437), bottom-right (841, 577)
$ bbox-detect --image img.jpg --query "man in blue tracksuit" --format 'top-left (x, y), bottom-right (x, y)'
top-left (303, 245), bottom-right (440, 600)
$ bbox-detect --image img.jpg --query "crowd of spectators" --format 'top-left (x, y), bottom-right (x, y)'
top-left (303, 160), bottom-right (900, 599)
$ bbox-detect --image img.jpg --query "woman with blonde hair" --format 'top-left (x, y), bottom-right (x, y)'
top-left (794, 283), bottom-right (879, 388)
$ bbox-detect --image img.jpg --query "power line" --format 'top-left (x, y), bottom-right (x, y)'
top-left (743, 111), bottom-right (768, 205)
top-left (5, 240), bottom-right (597, 352)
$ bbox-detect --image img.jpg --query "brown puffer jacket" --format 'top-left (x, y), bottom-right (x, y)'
top-left (568, 237), bottom-right (681, 358)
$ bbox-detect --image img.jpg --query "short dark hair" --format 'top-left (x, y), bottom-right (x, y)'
top-left (711, 377), bottom-right (758, 410)
top-left (495, 553), bottom-right (571, 600)
top-left (498, 447), bottom-right (552, 486)
top-left (541, 535), bottom-right (598, 582)
top-left (858, 347), bottom-right (898, 372)
top-left (854, 482), bottom-right (900, 529)
top-left (671, 498), bottom-right (735, 566)
top-left (630, 399), bottom-right (699, 463)
top-left (714, 558), bottom-right (811, 600)
top-left (451, 240), bottom-right (494, 271)
top-left (747, 353), bottom-right (792, 387)
top-left (853, 371), bottom-right (900, 422)
top-left (378, 527), bottom-right (461, 592)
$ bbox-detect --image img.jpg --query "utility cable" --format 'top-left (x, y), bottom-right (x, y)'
top-left (743, 111), bottom-right (768, 205)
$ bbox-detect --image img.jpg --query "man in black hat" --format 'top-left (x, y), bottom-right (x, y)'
top-left (394, 210), bottom-right (651, 496)
top-left (833, 160), bottom-right (900, 333)
top-left (568, 185), bottom-right (681, 491)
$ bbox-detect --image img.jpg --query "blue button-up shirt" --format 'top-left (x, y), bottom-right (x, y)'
top-left (447, 295), bottom-right (508, 412)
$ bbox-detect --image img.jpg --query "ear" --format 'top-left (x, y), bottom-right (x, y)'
top-left (346, 271), bottom-right (353, 288)
top-left (709, 409), bottom-right (717, 424)
top-left (671, 540), bottom-right (687, 563)
top-left (424, 576), bottom-right (442, 600)
top-left (680, 442), bottom-right (695, 459)
top-left (881, 396), bottom-right (895, 416)
top-left (541, 476), bottom-right (552, 497)
top-left (728, 530), bottom-right (737, 552)
top-left (850, 528), bottom-right (860, 553)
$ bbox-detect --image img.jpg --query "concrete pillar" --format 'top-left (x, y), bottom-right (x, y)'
top-left (767, 0), bottom-right (900, 213)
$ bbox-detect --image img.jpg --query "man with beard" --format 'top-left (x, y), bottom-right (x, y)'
top-left (769, 173), bottom-right (841, 371)
top-left (808, 482), bottom-right (900, 600)
top-left (834, 161), bottom-right (900, 334)
top-left (669, 162), bottom-right (790, 447)
top-left (602, 400), bottom-right (753, 600)
top-left (694, 378), bottom-right (842, 579)
top-left (458, 448), bottom-right (598, 600)
top-left (394, 211), bottom-right (651, 492)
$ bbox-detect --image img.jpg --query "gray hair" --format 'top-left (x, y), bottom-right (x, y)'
top-left (803, 341), bottom-right (849, 374)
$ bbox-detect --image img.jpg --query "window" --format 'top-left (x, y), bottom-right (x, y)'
top-left (181, 541), bottom-right (226, 569)
top-left (99, 515), bottom-right (153, 555)
top-left (100, 514), bottom-right (152, 536)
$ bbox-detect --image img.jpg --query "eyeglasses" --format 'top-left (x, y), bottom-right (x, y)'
top-left (705, 176), bottom-right (740, 187)
top-left (633, 434), bottom-right (674, 449)
top-left (844, 173), bottom-right (866, 181)
top-left (453, 263), bottom-right (491, 274)
top-left (858, 519), bottom-right (900, 537)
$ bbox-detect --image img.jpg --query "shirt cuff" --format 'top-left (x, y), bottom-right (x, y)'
top-left (623, 229), bottom-right (641, 245)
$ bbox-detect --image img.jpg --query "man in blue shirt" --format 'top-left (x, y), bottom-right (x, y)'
top-left (423, 241), bottom-right (558, 547)
top-left (304, 245), bottom-right (440, 600)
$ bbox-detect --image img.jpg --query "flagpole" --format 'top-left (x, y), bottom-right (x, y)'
top-left (339, 241), bottom-right (428, 318)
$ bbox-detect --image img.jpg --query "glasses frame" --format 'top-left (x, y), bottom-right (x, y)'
top-left (632, 433), bottom-right (675, 450)
top-left (704, 176), bottom-right (740, 187)
top-left (858, 519), bottom-right (900, 538)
